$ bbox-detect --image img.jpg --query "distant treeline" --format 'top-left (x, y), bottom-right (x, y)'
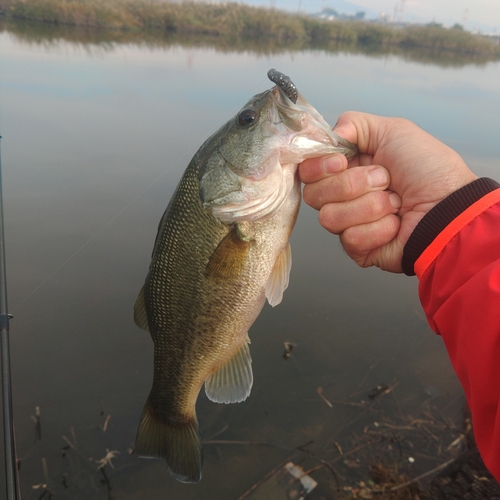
top-left (1, 0), bottom-right (499, 60)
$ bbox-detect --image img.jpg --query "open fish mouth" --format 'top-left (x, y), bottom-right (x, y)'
top-left (267, 69), bottom-right (358, 161)
top-left (201, 69), bottom-right (358, 224)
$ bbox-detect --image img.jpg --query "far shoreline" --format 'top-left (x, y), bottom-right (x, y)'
top-left (1, 0), bottom-right (499, 66)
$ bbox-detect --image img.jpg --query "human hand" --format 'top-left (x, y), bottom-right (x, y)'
top-left (299, 112), bottom-right (478, 273)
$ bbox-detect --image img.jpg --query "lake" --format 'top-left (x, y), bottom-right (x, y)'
top-left (1, 23), bottom-right (500, 499)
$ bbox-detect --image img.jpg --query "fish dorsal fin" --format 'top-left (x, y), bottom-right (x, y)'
top-left (265, 243), bottom-right (292, 307)
top-left (133, 285), bottom-right (150, 331)
top-left (205, 342), bottom-right (253, 404)
top-left (205, 225), bottom-right (251, 280)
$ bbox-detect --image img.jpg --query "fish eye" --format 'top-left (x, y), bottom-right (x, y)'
top-left (237, 109), bottom-right (257, 127)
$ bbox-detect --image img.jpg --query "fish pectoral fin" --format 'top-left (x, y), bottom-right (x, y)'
top-left (265, 243), bottom-right (292, 307)
top-left (205, 225), bottom-right (251, 280)
top-left (133, 285), bottom-right (150, 331)
top-left (205, 341), bottom-right (253, 404)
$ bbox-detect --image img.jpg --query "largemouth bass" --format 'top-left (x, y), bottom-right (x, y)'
top-left (134, 69), bottom-right (357, 483)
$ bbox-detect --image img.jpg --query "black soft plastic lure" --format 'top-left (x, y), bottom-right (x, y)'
top-left (267, 69), bottom-right (298, 104)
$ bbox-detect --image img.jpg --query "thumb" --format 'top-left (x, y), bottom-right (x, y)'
top-left (333, 112), bottom-right (394, 157)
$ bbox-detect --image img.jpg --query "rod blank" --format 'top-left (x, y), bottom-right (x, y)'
top-left (0, 136), bottom-right (22, 499)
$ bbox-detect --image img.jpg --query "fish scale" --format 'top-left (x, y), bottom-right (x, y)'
top-left (141, 153), bottom-right (276, 414)
top-left (133, 69), bottom-right (358, 483)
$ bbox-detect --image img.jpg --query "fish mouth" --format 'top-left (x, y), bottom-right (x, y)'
top-left (267, 70), bottom-right (358, 160)
top-left (202, 70), bottom-right (358, 225)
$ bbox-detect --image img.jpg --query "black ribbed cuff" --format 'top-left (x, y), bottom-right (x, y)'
top-left (401, 178), bottom-right (500, 276)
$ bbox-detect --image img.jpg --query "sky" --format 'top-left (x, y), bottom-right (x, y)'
top-left (240, 0), bottom-right (500, 33)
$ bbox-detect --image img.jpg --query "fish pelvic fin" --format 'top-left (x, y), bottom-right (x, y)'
top-left (135, 398), bottom-right (202, 484)
top-left (265, 243), bottom-right (292, 307)
top-left (205, 341), bottom-right (253, 404)
top-left (133, 285), bottom-right (150, 332)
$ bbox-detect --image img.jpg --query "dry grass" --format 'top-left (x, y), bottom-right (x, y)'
top-left (1, 0), bottom-right (499, 60)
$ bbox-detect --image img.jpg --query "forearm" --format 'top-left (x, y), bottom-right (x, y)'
top-left (403, 178), bottom-right (500, 480)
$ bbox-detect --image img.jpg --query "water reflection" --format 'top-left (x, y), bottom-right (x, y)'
top-left (3, 18), bottom-right (500, 68)
top-left (1, 23), bottom-right (500, 499)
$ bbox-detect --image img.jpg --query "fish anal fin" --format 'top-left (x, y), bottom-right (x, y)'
top-left (135, 396), bottom-right (202, 484)
top-left (133, 285), bottom-right (150, 332)
top-left (205, 225), bottom-right (251, 280)
top-left (205, 342), bottom-right (253, 404)
top-left (265, 243), bottom-right (292, 307)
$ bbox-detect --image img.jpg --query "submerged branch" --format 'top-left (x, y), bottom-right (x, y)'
top-left (203, 438), bottom-right (341, 482)
top-left (390, 458), bottom-right (456, 491)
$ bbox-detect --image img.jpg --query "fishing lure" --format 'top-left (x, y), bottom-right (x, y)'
top-left (267, 69), bottom-right (298, 104)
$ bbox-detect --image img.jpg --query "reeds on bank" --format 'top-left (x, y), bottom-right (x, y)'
top-left (1, 0), bottom-right (499, 59)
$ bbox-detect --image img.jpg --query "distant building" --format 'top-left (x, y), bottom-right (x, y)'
top-left (317, 8), bottom-right (339, 21)
top-left (315, 7), bottom-right (366, 22)
top-left (378, 12), bottom-right (391, 23)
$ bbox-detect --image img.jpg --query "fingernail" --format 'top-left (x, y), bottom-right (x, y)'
top-left (368, 168), bottom-right (388, 188)
top-left (389, 192), bottom-right (402, 209)
top-left (321, 155), bottom-right (344, 174)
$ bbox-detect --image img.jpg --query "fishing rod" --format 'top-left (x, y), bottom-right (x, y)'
top-left (0, 137), bottom-right (22, 499)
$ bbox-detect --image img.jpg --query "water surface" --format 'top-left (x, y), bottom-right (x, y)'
top-left (1, 26), bottom-right (500, 499)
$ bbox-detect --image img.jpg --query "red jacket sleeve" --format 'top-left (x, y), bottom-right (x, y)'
top-left (403, 179), bottom-right (500, 481)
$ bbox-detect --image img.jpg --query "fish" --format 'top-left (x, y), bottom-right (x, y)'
top-left (133, 69), bottom-right (358, 483)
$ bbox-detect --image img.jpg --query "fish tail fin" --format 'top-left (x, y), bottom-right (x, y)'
top-left (135, 396), bottom-right (202, 484)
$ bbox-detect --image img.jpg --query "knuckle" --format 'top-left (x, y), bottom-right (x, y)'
top-left (340, 171), bottom-right (358, 199)
top-left (319, 205), bottom-right (341, 234)
top-left (340, 226), bottom-right (361, 250)
top-left (318, 205), bottom-right (331, 229)
top-left (365, 192), bottom-right (388, 219)
top-left (302, 185), bottom-right (318, 208)
top-left (340, 230), bottom-right (369, 266)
